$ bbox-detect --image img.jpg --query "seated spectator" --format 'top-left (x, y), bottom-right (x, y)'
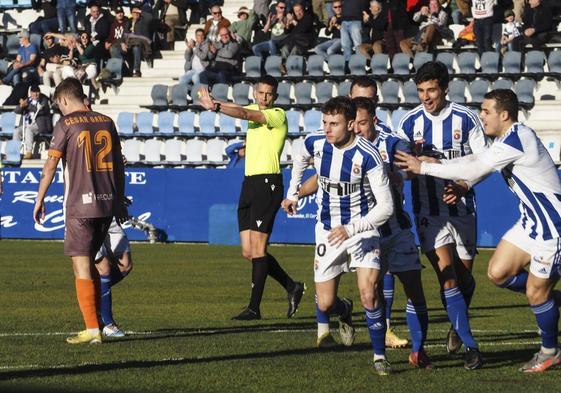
top-left (30, 0), bottom-right (59, 35)
top-left (313, 1), bottom-right (342, 59)
top-left (38, 34), bottom-right (66, 88)
top-left (523, 0), bottom-right (554, 49)
top-left (128, 5), bottom-right (154, 77)
top-left (105, 7), bottom-right (131, 60)
top-left (57, 0), bottom-right (77, 33)
top-left (199, 27), bottom-right (240, 85)
top-left (500, 9), bottom-right (522, 52)
top-left (358, 0), bottom-right (386, 59)
top-left (340, 0), bottom-right (367, 61)
top-left (252, 1), bottom-right (288, 57)
top-left (204, 5), bottom-right (231, 43)
top-left (230, 7), bottom-right (257, 55)
top-left (84, 3), bottom-right (111, 60)
top-left (279, 2), bottom-right (315, 59)
top-left (154, 0), bottom-right (188, 50)
top-left (179, 28), bottom-right (211, 86)
top-left (61, 32), bottom-right (100, 88)
top-left (2, 30), bottom-right (39, 86)
top-left (400, 0), bottom-right (452, 56)
top-left (13, 85), bottom-right (52, 159)
top-left (225, 141), bottom-right (245, 168)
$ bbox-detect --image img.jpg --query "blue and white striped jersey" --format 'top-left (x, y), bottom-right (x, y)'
top-left (396, 102), bottom-right (489, 217)
top-left (287, 133), bottom-right (386, 230)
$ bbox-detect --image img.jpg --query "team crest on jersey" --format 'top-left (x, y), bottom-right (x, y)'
top-left (379, 149), bottom-right (388, 161)
top-left (453, 129), bottom-right (461, 140)
top-left (352, 164), bottom-right (361, 175)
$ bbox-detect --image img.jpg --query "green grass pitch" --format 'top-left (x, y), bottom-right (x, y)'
top-left (0, 240), bottom-right (559, 392)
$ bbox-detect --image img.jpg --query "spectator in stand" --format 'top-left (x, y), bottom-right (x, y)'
top-left (358, 0), bottom-right (386, 58)
top-left (129, 5), bottom-right (154, 77)
top-left (230, 7), bottom-right (257, 55)
top-left (199, 27), bottom-right (240, 85)
top-left (2, 30), bottom-right (38, 86)
top-left (179, 28), bottom-right (211, 86)
top-left (472, 0), bottom-right (496, 55)
top-left (522, 0), bottom-right (554, 48)
top-left (13, 85), bottom-right (52, 159)
top-left (313, 1), bottom-right (342, 59)
top-left (340, 0), bottom-right (368, 62)
top-left (500, 9), bottom-right (522, 52)
top-left (383, 0), bottom-right (410, 58)
top-left (105, 7), bottom-right (131, 60)
top-left (61, 32), bottom-right (100, 88)
top-left (279, 2), bottom-right (315, 59)
top-left (30, 0), bottom-right (59, 35)
top-left (154, 0), bottom-right (188, 50)
top-left (57, 0), bottom-right (77, 33)
top-left (38, 34), bottom-right (66, 88)
top-left (84, 3), bottom-right (111, 60)
top-left (252, 1), bottom-right (288, 57)
top-left (204, 5), bottom-right (231, 43)
top-left (400, 0), bottom-right (452, 56)
top-left (312, 0), bottom-right (329, 26)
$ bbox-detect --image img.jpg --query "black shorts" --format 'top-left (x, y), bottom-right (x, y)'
top-left (64, 217), bottom-right (112, 257)
top-left (238, 174), bottom-right (283, 234)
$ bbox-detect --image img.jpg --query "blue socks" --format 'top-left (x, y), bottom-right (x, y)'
top-left (406, 300), bottom-right (428, 353)
top-left (315, 295), bottom-right (347, 323)
top-left (365, 306), bottom-right (386, 356)
top-left (383, 273), bottom-right (394, 323)
top-left (531, 299), bottom-right (559, 349)
top-left (100, 269), bottom-right (129, 326)
top-left (315, 293), bottom-right (330, 324)
top-left (498, 270), bottom-right (528, 294)
top-left (444, 287), bottom-right (477, 349)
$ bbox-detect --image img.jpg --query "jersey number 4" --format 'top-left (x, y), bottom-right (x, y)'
top-left (77, 130), bottom-right (113, 172)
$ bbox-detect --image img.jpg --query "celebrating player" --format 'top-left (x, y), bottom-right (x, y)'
top-left (395, 61), bottom-right (487, 370)
top-left (198, 75), bottom-right (305, 320)
top-left (396, 89), bottom-right (561, 373)
top-left (33, 78), bottom-right (127, 344)
top-left (283, 97), bottom-right (395, 375)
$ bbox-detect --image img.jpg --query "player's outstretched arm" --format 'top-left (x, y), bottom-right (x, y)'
top-left (298, 174), bottom-right (319, 198)
top-left (198, 87), bottom-right (267, 124)
top-left (34, 155), bottom-right (60, 224)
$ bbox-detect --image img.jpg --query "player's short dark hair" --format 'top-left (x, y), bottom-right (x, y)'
top-left (53, 77), bottom-right (85, 102)
top-left (195, 28), bottom-right (204, 35)
top-left (352, 96), bottom-right (376, 116)
top-left (414, 61), bottom-right (449, 90)
top-left (484, 89), bottom-right (518, 121)
top-left (256, 75), bottom-right (278, 91)
top-left (322, 96), bottom-right (356, 121)
top-left (350, 76), bottom-right (378, 97)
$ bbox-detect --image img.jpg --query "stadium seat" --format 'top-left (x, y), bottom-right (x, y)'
top-left (315, 81), bottom-right (335, 104)
top-left (502, 51), bottom-right (522, 74)
top-left (5, 34), bottom-right (20, 58)
top-left (349, 54), bottom-right (367, 75)
top-left (294, 81), bottom-right (313, 105)
top-left (457, 52), bottom-right (478, 75)
top-left (337, 81), bottom-right (352, 97)
top-left (413, 52), bottom-right (433, 71)
top-left (480, 51), bottom-right (499, 75)
top-left (157, 111), bottom-right (175, 135)
top-left (468, 79), bottom-right (489, 105)
top-left (122, 139), bottom-right (141, 164)
top-left (171, 83), bottom-right (189, 108)
top-left (391, 53), bottom-right (411, 76)
top-left (30, 33), bottom-right (42, 52)
top-left (286, 109), bottom-right (302, 134)
top-left (547, 50), bottom-right (561, 75)
top-left (390, 108), bottom-right (407, 130)
top-left (435, 52), bottom-right (456, 75)
top-left (136, 112), bottom-right (155, 135)
top-left (275, 82), bottom-right (292, 105)
top-left (244, 56), bottom-right (262, 78)
top-left (211, 83), bottom-right (229, 102)
top-left (448, 79), bottom-right (467, 103)
top-left (371, 54), bottom-right (389, 77)
top-left (232, 82), bottom-right (251, 105)
top-left (185, 139), bottom-right (205, 164)
top-left (303, 109), bottom-right (322, 133)
top-left (190, 83), bottom-right (202, 104)
top-left (380, 80), bottom-right (400, 104)
top-left (2, 140), bottom-right (21, 166)
top-left (206, 139), bottom-right (227, 165)
top-left (151, 84), bottom-right (169, 109)
top-left (117, 112), bottom-right (134, 136)
top-left (199, 111), bottom-right (217, 134)
top-left (524, 50), bottom-right (546, 75)
top-left (103, 58), bottom-right (123, 84)
top-left (177, 111), bottom-right (196, 135)
top-left (327, 54), bottom-right (346, 77)
top-left (219, 114), bottom-right (237, 135)
top-left (286, 55), bottom-right (304, 77)
top-left (291, 137), bottom-right (305, 159)
top-left (144, 139), bottom-right (164, 164)
top-left (492, 78), bottom-right (514, 90)
top-left (0, 112), bottom-right (17, 137)
top-left (164, 139), bottom-right (184, 165)
top-left (515, 79), bottom-right (536, 108)
top-left (403, 80), bottom-right (420, 106)
top-left (306, 54), bottom-right (325, 78)
top-left (264, 55), bottom-right (283, 77)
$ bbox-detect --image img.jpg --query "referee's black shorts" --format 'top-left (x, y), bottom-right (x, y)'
top-left (238, 174), bottom-right (283, 234)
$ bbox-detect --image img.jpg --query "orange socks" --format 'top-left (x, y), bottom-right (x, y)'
top-left (75, 278), bottom-right (99, 329)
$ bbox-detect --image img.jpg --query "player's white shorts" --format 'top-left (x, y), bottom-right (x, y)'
top-left (381, 228), bottom-right (421, 273)
top-left (95, 219), bottom-right (130, 261)
top-left (503, 222), bottom-right (561, 279)
top-left (314, 222), bottom-right (382, 283)
top-left (415, 214), bottom-right (477, 260)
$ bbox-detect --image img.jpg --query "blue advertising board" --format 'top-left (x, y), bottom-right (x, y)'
top-left (0, 167), bottom-right (519, 246)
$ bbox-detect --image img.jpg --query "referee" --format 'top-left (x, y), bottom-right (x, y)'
top-left (199, 75), bottom-right (305, 320)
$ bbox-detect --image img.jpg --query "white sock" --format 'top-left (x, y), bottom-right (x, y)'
top-left (317, 323), bottom-right (329, 338)
top-left (386, 319), bottom-right (391, 330)
top-left (373, 353), bottom-right (386, 362)
top-left (541, 346), bottom-right (557, 356)
top-left (87, 328), bottom-right (100, 335)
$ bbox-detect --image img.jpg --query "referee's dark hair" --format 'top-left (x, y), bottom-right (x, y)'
top-left (352, 96), bottom-right (377, 117)
top-left (53, 77), bottom-right (85, 103)
top-left (484, 89), bottom-right (519, 122)
top-left (256, 74), bottom-right (278, 91)
top-left (322, 96), bottom-right (356, 121)
top-left (414, 61), bottom-right (449, 90)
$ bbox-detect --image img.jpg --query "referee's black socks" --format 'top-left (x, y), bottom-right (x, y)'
top-left (249, 256), bottom-right (269, 312)
top-left (267, 253), bottom-right (296, 293)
